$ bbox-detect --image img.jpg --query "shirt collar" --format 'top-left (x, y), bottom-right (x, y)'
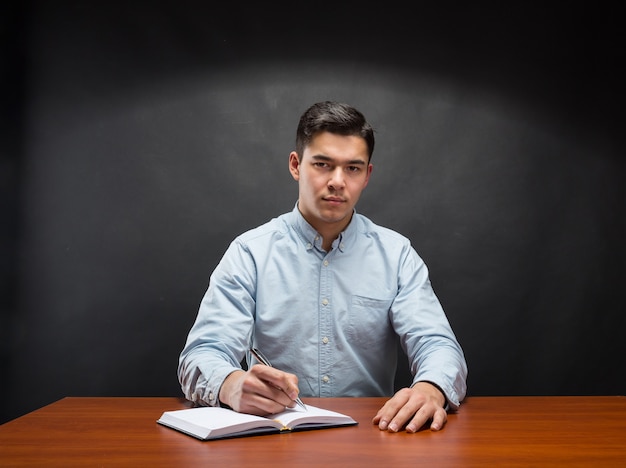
top-left (290, 201), bottom-right (357, 253)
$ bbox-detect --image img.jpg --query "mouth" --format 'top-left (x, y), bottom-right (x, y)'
top-left (323, 196), bottom-right (346, 205)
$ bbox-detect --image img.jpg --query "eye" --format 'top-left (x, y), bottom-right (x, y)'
top-left (313, 162), bottom-right (329, 169)
top-left (346, 166), bottom-right (361, 173)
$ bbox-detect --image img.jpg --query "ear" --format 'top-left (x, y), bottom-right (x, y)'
top-left (362, 163), bottom-right (373, 188)
top-left (289, 152), bottom-right (301, 181)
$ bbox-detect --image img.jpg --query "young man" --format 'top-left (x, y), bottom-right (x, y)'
top-left (178, 101), bottom-right (467, 433)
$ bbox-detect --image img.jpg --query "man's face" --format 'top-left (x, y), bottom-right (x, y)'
top-left (289, 131), bottom-right (372, 235)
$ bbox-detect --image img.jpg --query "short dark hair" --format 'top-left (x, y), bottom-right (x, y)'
top-left (295, 101), bottom-right (375, 162)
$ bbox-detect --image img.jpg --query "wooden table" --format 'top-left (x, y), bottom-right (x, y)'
top-left (1, 396), bottom-right (625, 466)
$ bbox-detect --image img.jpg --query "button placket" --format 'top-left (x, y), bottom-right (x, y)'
top-left (319, 251), bottom-right (333, 396)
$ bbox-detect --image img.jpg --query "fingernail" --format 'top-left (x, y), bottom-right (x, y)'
top-left (388, 422), bottom-right (398, 432)
top-left (379, 420), bottom-right (388, 430)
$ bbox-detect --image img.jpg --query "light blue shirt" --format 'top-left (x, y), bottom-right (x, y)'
top-left (178, 204), bottom-right (467, 409)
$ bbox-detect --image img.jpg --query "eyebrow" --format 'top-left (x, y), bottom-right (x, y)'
top-left (311, 154), bottom-right (368, 166)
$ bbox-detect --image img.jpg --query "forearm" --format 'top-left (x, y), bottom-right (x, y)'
top-left (178, 242), bottom-right (257, 406)
top-left (178, 350), bottom-right (241, 407)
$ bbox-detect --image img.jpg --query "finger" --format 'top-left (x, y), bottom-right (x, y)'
top-left (372, 392), bottom-right (411, 430)
top-left (405, 406), bottom-right (446, 433)
top-left (404, 408), bottom-right (430, 433)
top-left (262, 381), bottom-right (298, 408)
top-left (372, 401), bottom-right (394, 429)
top-left (429, 408), bottom-right (447, 431)
top-left (250, 365), bottom-right (300, 405)
top-left (376, 406), bottom-right (405, 431)
top-left (276, 374), bottom-right (301, 402)
top-left (239, 390), bottom-right (290, 416)
top-left (386, 404), bottom-right (422, 433)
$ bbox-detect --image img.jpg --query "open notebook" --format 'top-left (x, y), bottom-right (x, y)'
top-left (157, 403), bottom-right (358, 440)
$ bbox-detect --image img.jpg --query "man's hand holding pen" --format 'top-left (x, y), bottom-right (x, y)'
top-left (250, 347), bottom-right (307, 411)
top-left (218, 365), bottom-right (304, 416)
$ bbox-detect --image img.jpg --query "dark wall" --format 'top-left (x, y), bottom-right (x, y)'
top-left (2, 2), bottom-right (625, 423)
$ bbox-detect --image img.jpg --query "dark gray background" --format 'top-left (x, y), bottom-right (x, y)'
top-left (2, 2), bottom-right (624, 424)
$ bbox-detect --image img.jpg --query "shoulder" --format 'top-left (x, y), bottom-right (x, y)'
top-left (354, 213), bottom-right (411, 246)
top-left (353, 213), bottom-right (429, 275)
top-left (233, 211), bottom-right (291, 246)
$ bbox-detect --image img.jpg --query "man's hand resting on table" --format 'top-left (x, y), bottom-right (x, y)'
top-left (372, 381), bottom-right (448, 433)
top-left (218, 365), bottom-right (301, 416)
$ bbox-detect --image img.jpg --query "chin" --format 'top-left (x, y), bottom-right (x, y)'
top-left (321, 212), bottom-right (351, 224)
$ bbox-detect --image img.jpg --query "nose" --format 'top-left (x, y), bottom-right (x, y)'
top-left (328, 167), bottom-right (345, 190)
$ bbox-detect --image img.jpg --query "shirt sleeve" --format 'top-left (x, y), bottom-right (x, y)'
top-left (177, 238), bottom-right (256, 407)
top-left (391, 243), bottom-right (468, 410)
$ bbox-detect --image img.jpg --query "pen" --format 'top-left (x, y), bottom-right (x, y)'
top-left (250, 347), bottom-right (307, 411)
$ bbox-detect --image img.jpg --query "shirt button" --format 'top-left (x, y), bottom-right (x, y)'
top-left (209, 392), bottom-right (214, 401)
top-left (321, 298), bottom-right (329, 306)
top-left (322, 337), bottom-right (329, 344)
top-left (340, 243), bottom-right (345, 249)
top-left (322, 375), bottom-right (330, 383)
top-left (306, 243), bottom-right (312, 248)
top-left (323, 260), bottom-right (329, 266)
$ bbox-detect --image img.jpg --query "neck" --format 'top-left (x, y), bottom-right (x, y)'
top-left (296, 204), bottom-right (353, 251)
top-left (315, 217), bottom-right (351, 252)
top-left (320, 235), bottom-right (336, 252)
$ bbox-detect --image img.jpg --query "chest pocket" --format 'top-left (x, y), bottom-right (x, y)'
top-left (347, 295), bottom-right (394, 345)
